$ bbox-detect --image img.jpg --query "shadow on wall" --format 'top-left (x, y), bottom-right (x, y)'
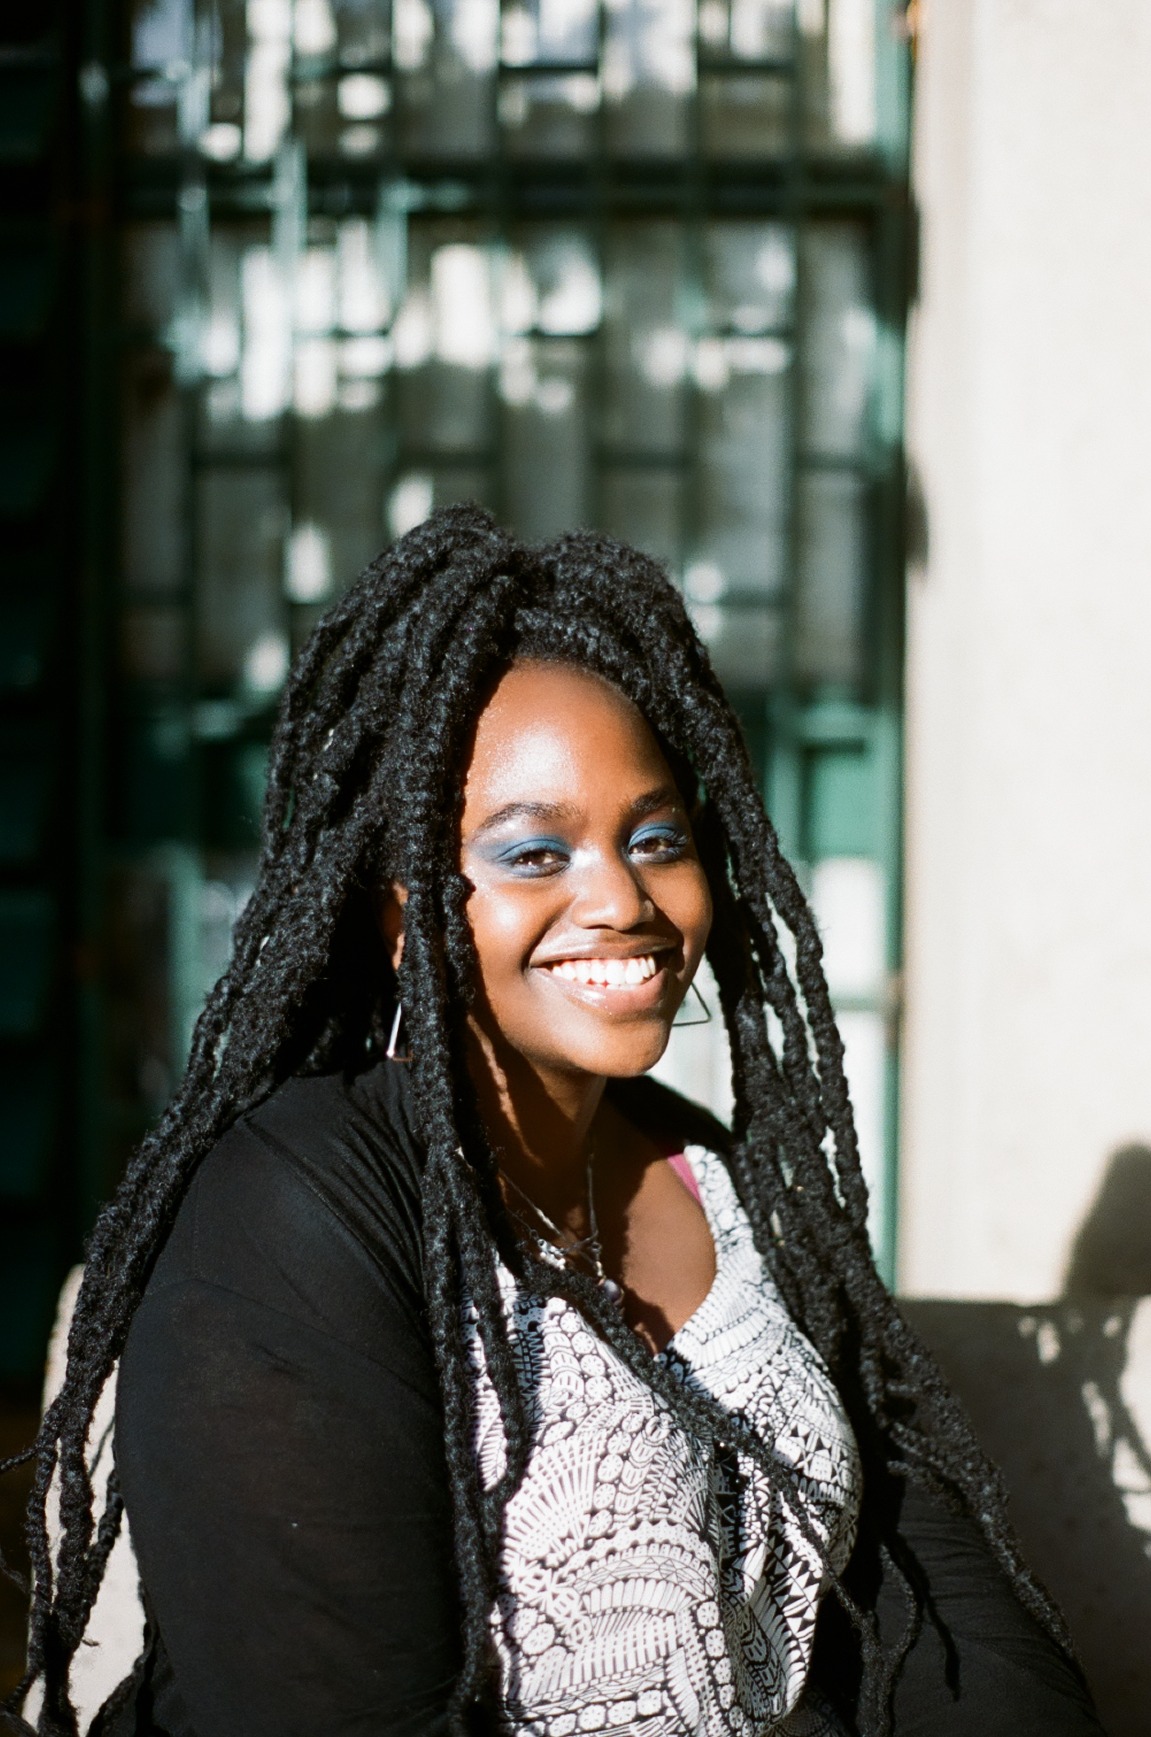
top-left (1065, 1143), bottom-right (1151, 1299)
top-left (904, 1143), bottom-right (1151, 1737)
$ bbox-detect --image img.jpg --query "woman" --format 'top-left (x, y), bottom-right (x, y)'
top-left (5, 507), bottom-right (1102, 1736)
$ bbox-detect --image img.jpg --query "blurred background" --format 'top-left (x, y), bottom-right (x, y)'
top-left (0, 0), bottom-right (912, 1368)
top-left (2, 0), bottom-right (1150, 1726)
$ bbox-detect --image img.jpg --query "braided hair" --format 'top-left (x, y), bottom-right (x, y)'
top-left (2, 504), bottom-right (1069, 1735)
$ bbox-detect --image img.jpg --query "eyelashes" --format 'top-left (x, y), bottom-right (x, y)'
top-left (492, 836), bottom-right (570, 875)
top-left (627, 824), bottom-right (689, 860)
top-left (488, 825), bottom-right (690, 877)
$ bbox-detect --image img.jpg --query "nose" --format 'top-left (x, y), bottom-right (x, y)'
top-left (569, 847), bottom-right (656, 932)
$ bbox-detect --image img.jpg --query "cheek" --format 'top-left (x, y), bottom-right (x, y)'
top-left (675, 867), bottom-right (713, 963)
top-left (465, 884), bottom-right (546, 978)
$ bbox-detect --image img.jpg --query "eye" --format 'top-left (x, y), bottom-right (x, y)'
top-left (496, 838), bottom-right (571, 876)
top-left (628, 823), bottom-right (689, 862)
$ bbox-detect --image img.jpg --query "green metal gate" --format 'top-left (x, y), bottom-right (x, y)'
top-left (0, 0), bottom-right (914, 1377)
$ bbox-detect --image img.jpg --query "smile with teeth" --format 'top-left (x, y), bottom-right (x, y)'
top-left (546, 954), bottom-right (662, 988)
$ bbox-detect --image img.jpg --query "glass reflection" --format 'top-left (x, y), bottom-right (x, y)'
top-left (122, 350), bottom-right (184, 599)
top-left (705, 222), bottom-right (794, 332)
top-left (602, 223), bottom-right (686, 454)
top-left (120, 203), bottom-right (879, 690)
top-left (395, 0), bottom-right (498, 155)
top-left (504, 340), bottom-right (591, 540)
top-left (604, 0), bottom-right (694, 155)
top-left (126, 0), bottom-right (891, 164)
top-left (699, 0), bottom-right (792, 59)
top-left (502, 0), bottom-right (599, 65)
top-left (795, 469), bottom-right (866, 686)
top-left (697, 348), bottom-right (790, 599)
top-left (195, 470), bottom-right (285, 689)
top-left (801, 222), bottom-right (873, 457)
top-left (689, 602), bottom-right (781, 689)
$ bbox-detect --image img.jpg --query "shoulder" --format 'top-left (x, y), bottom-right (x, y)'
top-left (240, 1057), bottom-right (426, 1243)
top-left (607, 1071), bottom-right (733, 1157)
top-left (144, 1059), bottom-right (429, 1342)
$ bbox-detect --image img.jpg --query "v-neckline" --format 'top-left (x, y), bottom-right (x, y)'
top-left (655, 1145), bottom-right (724, 1361)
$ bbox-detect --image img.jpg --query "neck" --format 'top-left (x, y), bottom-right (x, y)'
top-left (465, 1027), bottom-right (605, 1216)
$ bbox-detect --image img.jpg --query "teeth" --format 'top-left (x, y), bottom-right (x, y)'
top-left (548, 954), bottom-right (660, 987)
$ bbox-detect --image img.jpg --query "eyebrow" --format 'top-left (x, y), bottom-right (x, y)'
top-left (468, 785), bottom-right (682, 840)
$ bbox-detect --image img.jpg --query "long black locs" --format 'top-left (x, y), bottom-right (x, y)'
top-left (2, 504), bottom-right (1072, 1737)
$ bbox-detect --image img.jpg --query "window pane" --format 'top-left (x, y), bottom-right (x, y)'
top-left (701, 73), bottom-right (791, 157)
top-left (600, 470), bottom-right (682, 574)
top-left (704, 221), bottom-right (795, 334)
top-left (505, 228), bottom-right (601, 338)
top-left (801, 222), bottom-right (873, 459)
top-left (690, 602), bottom-right (782, 690)
top-left (386, 466), bottom-right (494, 538)
top-left (603, 0), bottom-right (693, 156)
top-left (123, 223), bottom-right (180, 334)
top-left (395, 0), bottom-right (498, 156)
top-left (795, 469), bottom-right (866, 687)
top-left (296, 407), bottom-right (391, 599)
top-left (696, 344), bottom-right (790, 597)
top-left (193, 227), bottom-right (294, 454)
top-left (296, 76), bottom-right (390, 159)
top-left (502, 339), bottom-right (591, 541)
top-left (122, 350), bottom-right (184, 596)
top-left (500, 72), bottom-right (599, 156)
top-left (121, 607), bottom-right (187, 684)
top-left (125, 75), bottom-right (180, 157)
top-left (331, 0), bottom-right (390, 63)
top-left (699, 0), bottom-right (793, 59)
top-left (195, 470), bottom-right (286, 690)
top-left (501, 0), bottom-right (598, 65)
top-left (395, 228), bottom-right (495, 452)
top-left (499, 0), bottom-right (599, 158)
top-left (603, 223), bottom-right (686, 455)
top-left (802, 0), bottom-right (878, 152)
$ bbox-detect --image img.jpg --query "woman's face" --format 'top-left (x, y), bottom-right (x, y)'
top-left (457, 660), bottom-right (713, 1083)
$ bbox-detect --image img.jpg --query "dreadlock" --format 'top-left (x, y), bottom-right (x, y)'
top-left (2, 503), bottom-right (1070, 1735)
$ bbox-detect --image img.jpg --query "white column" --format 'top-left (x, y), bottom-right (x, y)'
top-left (900, 0), bottom-right (1151, 1298)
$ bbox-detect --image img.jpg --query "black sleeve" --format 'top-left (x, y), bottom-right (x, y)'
top-left (114, 1115), bottom-right (462, 1737)
top-left (818, 1481), bottom-right (1106, 1735)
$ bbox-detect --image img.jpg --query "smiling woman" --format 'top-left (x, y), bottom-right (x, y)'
top-left (457, 663), bottom-right (713, 1078)
top-left (405, 660), bottom-right (718, 1355)
top-left (4, 508), bottom-right (1103, 1737)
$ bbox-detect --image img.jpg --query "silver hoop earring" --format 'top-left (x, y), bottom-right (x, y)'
top-left (672, 979), bottom-right (713, 1028)
top-left (385, 1001), bottom-right (410, 1062)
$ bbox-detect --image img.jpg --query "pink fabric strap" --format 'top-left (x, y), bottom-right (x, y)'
top-left (667, 1150), bottom-right (702, 1206)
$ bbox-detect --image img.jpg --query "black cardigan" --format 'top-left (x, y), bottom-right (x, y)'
top-left (108, 1060), bottom-right (1103, 1736)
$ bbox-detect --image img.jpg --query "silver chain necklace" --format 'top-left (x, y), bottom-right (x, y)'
top-left (499, 1143), bottom-right (624, 1311)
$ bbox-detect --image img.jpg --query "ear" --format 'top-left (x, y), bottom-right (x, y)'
top-left (375, 882), bottom-right (408, 973)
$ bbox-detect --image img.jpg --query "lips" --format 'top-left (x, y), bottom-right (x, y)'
top-left (546, 953), bottom-right (661, 989)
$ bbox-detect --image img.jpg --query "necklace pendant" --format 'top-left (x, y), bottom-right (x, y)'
top-left (600, 1275), bottom-right (624, 1310)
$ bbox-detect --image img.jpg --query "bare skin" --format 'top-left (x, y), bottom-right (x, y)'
top-left (380, 660), bottom-right (716, 1354)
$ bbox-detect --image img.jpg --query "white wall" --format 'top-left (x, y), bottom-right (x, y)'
top-left (900, 0), bottom-right (1151, 1298)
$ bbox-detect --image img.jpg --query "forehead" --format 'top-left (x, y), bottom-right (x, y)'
top-left (461, 661), bottom-right (668, 810)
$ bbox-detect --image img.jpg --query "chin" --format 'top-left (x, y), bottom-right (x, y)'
top-left (570, 1023), bottom-right (672, 1079)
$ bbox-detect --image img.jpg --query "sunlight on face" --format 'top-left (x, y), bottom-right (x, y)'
top-left (459, 661), bottom-right (713, 1084)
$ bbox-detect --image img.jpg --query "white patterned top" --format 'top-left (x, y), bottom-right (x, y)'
top-left (467, 1144), bottom-right (862, 1737)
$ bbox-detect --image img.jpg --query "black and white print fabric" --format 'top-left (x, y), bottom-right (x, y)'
top-left (467, 1145), bottom-right (862, 1737)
